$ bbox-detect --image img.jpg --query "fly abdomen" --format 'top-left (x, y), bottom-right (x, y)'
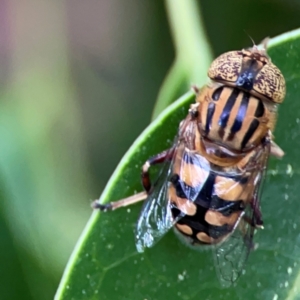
top-left (170, 167), bottom-right (251, 246)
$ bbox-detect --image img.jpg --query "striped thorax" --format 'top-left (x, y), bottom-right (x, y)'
top-left (196, 83), bottom-right (277, 152)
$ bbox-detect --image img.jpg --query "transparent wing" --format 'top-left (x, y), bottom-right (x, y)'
top-left (135, 118), bottom-right (210, 252)
top-left (175, 148), bottom-right (211, 203)
top-left (213, 210), bottom-right (253, 287)
top-left (211, 143), bottom-right (270, 286)
top-left (135, 143), bottom-right (178, 253)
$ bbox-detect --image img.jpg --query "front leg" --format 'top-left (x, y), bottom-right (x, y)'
top-left (141, 148), bottom-right (175, 192)
top-left (250, 196), bottom-right (264, 228)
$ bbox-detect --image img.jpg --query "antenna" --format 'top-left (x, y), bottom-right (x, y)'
top-left (243, 30), bottom-right (256, 47)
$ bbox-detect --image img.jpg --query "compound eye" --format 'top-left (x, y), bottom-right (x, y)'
top-left (253, 63), bottom-right (286, 103)
top-left (208, 49), bottom-right (286, 103)
top-left (208, 51), bottom-right (242, 85)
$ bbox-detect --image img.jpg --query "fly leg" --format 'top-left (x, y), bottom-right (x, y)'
top-left (92, 191), bottom-right (147, 211)
top-left (240, 205), bottom-right (262, 251)
top-left (93, 148), bottom-right (175, 211)
top-left (270, 141), bottom-right (284, 158)
top-left (241, 198), bottom-right (263, 229)
top-left (251, 196), bottom-right (264, 228)
top-left (239, 197), bottom-right (263, 250)
top-left (265, 130), bottom-right (284, 158)
top-left (141, 148), bottom-right (175, 192)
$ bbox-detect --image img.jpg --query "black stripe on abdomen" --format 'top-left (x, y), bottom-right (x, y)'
top-left (170, 173), bottom-right (244, 215)
top-left (176, 210), bottom-right (232, 240)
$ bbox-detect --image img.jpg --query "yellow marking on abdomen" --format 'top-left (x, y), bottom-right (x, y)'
top-left (175, 223), bottom-right (193, 235)
top-left (205, 210), bottom-right (240, 226)
top-left (169, 185), bottom-right (197, 216)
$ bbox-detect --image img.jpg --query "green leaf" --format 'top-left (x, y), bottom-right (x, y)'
top-left (56, 29), bottom-right (300, 300)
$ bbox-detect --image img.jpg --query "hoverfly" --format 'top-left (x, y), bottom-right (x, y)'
top-left (93, 40), bottom-right (286, 285)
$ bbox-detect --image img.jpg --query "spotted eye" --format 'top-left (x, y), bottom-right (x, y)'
top-left (207, 47), bottom-right (286, 103)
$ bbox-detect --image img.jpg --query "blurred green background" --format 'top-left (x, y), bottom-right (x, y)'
top-left (0, 1), bottom-right (299, 299)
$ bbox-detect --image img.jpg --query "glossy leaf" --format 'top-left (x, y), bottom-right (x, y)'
top-left (56, 29), bottom-right (300, 300)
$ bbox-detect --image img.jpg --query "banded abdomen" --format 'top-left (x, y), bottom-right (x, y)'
top-left (169, 145), bottom-right (258, 245)
top-left (197, 83), bottom-right (277, 152)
